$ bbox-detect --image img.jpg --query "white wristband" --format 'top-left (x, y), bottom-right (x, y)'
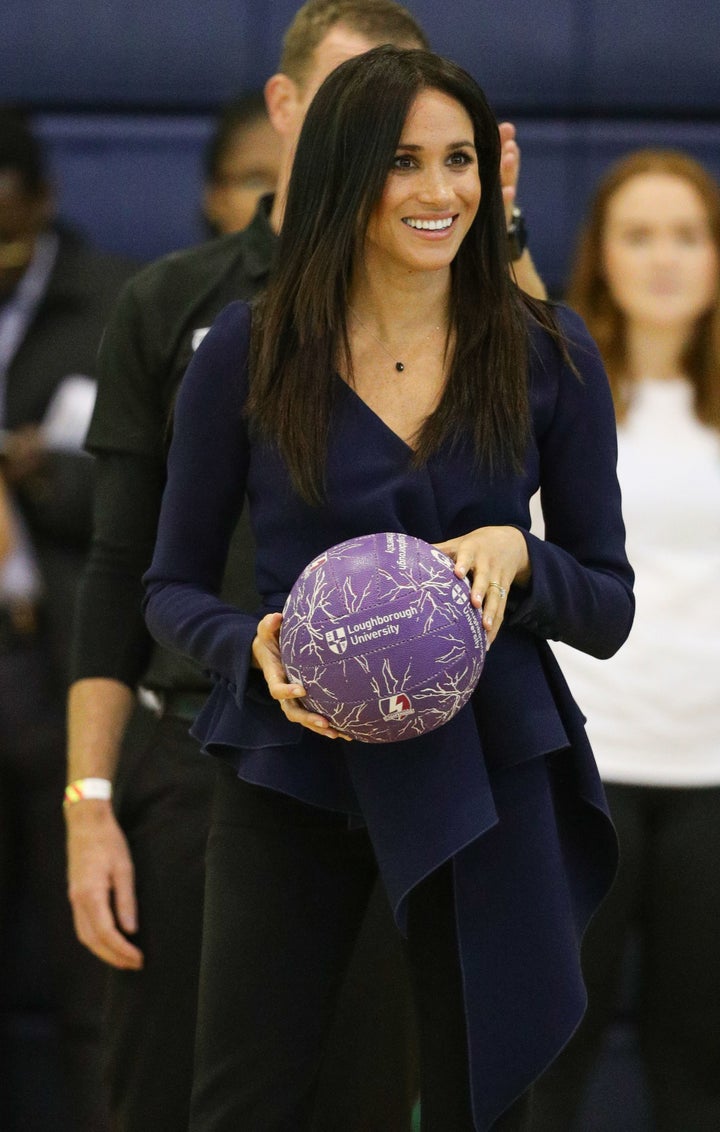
top-left (63, 777), bottom-right (113, 807)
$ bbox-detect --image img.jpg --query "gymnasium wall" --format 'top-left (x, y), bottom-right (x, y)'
top-left (4, 0), bottom-right (720, 294)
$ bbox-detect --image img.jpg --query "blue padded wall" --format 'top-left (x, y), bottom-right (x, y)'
top-left (5, 1), bottom-right (720, 113)
top-left (3, 1), bottom-right (264, 108)
top-left (36, 114), bottom-right (215, 263)
top-left (5, 1), bottom-right (720, 293)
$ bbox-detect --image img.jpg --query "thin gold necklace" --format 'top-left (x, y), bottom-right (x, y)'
top-left (349, 308), bottom-right (443, 373)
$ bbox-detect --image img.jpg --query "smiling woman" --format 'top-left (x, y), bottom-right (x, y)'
top-left (248, 47), bottom-right (541, 503)
top-left (364, 86), bottom-right (480, 271)
top-left (351, 85), bottom-right (481, 432)
top-left (143, 46), bottom-right (634, 1132)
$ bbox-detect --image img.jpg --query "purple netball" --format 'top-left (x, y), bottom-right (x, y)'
top-left (279, 532), bottom-right (486, 743)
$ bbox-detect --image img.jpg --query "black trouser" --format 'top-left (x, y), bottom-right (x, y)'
top-left (190, 764), bottom-right (532, 1132)
top-left (0, 636), bottom-right (110, 1132)
top-left (106, 707), bottom-right (421, 1132)
top-left (104, 708), bottom-right (214, 1132)
top-left (531, 781), bottom-right (720, 1132)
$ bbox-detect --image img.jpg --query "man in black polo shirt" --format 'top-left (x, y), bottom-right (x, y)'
top-left (65, 3), bottom-right (546, 1129)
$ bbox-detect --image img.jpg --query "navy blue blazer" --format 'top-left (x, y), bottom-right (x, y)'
top-left (144, 299), bottom-right (634, 1128)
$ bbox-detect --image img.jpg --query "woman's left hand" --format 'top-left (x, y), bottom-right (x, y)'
top-left (433, 526), bottom-right (531, 648)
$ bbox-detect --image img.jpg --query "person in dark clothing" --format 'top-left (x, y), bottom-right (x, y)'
top-left (0, 106), bottom-right (135, 1131)
top-left (65, 4), bottom-right (547, 1130)
top-left (202, 90), bottom-right (282, 237)
top-left (142, 45), bottom-right (633, 1131)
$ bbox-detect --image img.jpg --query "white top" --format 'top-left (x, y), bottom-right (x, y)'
top-left (549, 376), bottom-right (720, 786)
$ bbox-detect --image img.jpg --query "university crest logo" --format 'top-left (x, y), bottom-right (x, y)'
top-left (325, 627), bottom-right (347, 655)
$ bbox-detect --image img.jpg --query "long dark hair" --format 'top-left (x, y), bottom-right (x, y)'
top-left (249, 46), bottom-right (555, 502)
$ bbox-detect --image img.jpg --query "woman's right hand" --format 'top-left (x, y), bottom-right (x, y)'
top-left (252, 612), bottom-right (352, 740)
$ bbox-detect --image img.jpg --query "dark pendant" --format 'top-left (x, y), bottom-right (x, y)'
top-left (395, 361), bottom-right (405, 372)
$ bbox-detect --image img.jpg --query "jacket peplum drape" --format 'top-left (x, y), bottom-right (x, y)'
top-left (144, 299), bottom-right (634, 1128)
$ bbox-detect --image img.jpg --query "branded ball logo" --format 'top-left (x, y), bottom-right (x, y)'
top-left (325, 627), bottom-right (347, 655)
top-left (379, 693), bottom-right (414, 721)
top-left (280, 532), bottom-right (487, 744)
top-left (308, 552), bottom-right (328, 572)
